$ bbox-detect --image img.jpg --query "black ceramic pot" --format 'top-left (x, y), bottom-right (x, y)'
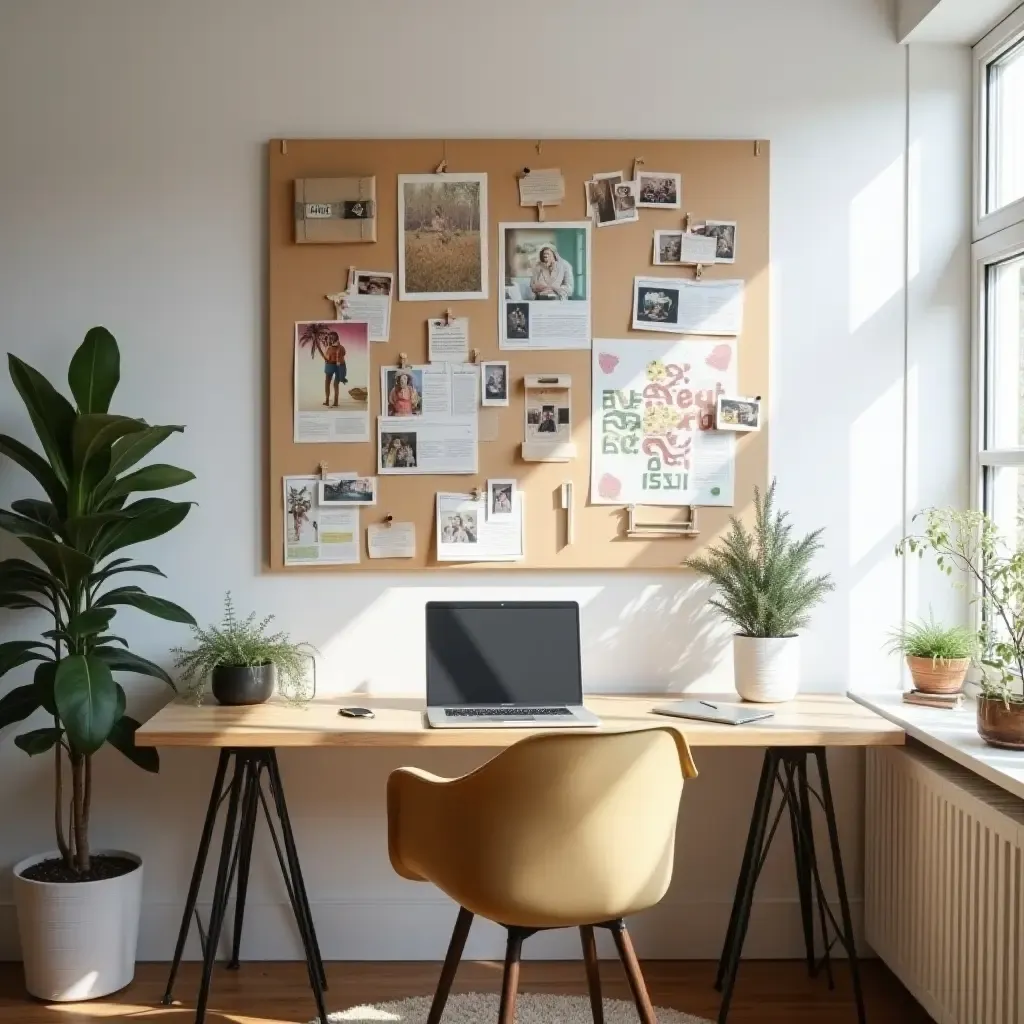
top-left (211, 663), bottom-right (276, 706)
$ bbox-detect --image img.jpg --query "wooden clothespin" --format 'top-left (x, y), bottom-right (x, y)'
top-left (398, 352), bottom-right (410, 368)
top-left (536, 201), bottom-right (545, 222)
top-left (435, 158), bottom-right (448, 173)
top-left (694, 263), bottom-right (705, 280)
top-left (347, 265), bottom-right (357, 290)
top-left (683, 211), bottom-right (693, 232)
top-left (470, 348), bottom-right (480, 364)
top-left (471, 486), bottom-right (482, 502)
top-left (318, 461), bottom-right (328, 479)
top-left (444, 308), bottom-right (454, 326)
top-left (632, 156), bottom-right (645, 180)
top-left (281, 140), bottom-right (288, 155)
top-left (755, 140), bottom-right (762, 157)
top-left (536, 140), bottom-right (543, 155)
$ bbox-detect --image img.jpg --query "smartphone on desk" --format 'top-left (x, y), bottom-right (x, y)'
top-left (652, 699), bottom-right (775, 726)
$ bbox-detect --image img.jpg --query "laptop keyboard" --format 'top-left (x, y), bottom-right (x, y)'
top-left (444, 707), bottom-right (571, 717)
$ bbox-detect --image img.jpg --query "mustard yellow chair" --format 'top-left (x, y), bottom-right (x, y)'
top-left (387, 728), bottom-right (697, 1024)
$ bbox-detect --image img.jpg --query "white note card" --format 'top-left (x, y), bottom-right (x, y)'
top-left (367, 522), bottom-right (416, 559)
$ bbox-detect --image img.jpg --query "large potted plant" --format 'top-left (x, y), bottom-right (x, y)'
top-left (684, 480), bottom-right (834, 703)
top-left (173, 592), bottom-right (316, 705)
top-left (0, 327), bottom-right (195, 1000)
top-left (897, 507), bottom-right (1024, 748)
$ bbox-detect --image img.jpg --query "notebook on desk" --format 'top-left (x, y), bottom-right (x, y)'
top-left (652, 700), bottom-right (775, 726)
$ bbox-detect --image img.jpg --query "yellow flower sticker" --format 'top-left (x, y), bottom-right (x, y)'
top-left (646, 360), bottom-right (666, 382)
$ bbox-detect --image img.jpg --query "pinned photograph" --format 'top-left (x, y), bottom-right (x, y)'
top-left (716, 395), bottom-right (761, 432)
top-left (654, 230), bottom-right (684, 265)
top-left (384, 368), bottom-right (424, 416)
top-left (693, 220), bottom-right (738, 263)
top-left (586, 173), bottom-right (638, 227)
top-left (499, 222), bottom-right (592, 349)
top-left (329, 270), bottom-right (393, 342)
top-left (319, 474), bottom-right (378, 506)
top-left (398, 172), bottom-right (488, 300)
top-left (526, 395), bottom-right (570, 444)
top-left (612, 180), bottom-right (639, 225)
top-left (634, 285), bottom-right (680, 328)
top-left (637, 172), bottom-right (682, 208)
top-left (488, 479), bottom-right (516, 517)
top-left (284, 477), bottom-right (360, 566)
top-left (380, 431), bottom-right (418, 470)
top-left (356, 272), bottom-right (392, 295)
top-left (506, 302), bottom-right (530, 341)
top-left (294, 320), bottom-right (370, 443)
top-left (481, 361), bottom-right (510, 407)
top-left (440, 510), bottom-right (478, 544)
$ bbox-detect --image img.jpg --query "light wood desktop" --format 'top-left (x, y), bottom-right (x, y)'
top-left (137, 693), bottom-right (904, 749)
top-left (137, 694), bottom-right (903, 1024)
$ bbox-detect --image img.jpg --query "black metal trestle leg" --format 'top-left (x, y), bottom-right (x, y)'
top-left (715, 747), bottom-right (866, 1024)
top-left (160, 748), bottom-right (329, 1024)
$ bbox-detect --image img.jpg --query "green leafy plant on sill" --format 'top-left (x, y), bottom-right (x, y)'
top-left (0, 327), bottom-right (196, 875)
top-left (171, 592), bottom-right (317, 704)
top-left (896, 507), bottom-right (1024, 706)
top-left (885, 618), bottom-right (978, 662)
top-left (683, 479), bottom-right (835, 638)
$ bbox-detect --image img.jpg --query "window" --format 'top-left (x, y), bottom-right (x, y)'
top-left (974, 8), bottom-right (1024, 533)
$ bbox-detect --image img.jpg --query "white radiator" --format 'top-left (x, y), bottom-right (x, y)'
top-left (865, 743), bottom-right (1024, 1024)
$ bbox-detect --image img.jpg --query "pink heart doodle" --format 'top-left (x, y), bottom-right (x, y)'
top-left (598, 474), bottom-right (622, 500)
top-left (597, 352), bottom-right (619, 374)
top-left (705, 344), bottom-right (732, 371)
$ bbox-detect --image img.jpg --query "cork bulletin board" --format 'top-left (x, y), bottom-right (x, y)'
top-left (267, 139), bottom-right (769, 572)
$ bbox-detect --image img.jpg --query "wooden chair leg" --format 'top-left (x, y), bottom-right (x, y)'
top-left (427, 907), bottom-right (474, 1024)
top-left (580, 925), bottom-right (605, 1024)
top-left (610, 920), bottom-right (657, 1024)
top-left (498, 928), bottom-right (525, 1024)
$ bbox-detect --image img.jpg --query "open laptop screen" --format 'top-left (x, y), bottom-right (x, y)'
top-left (426, 601), bottom-right (582, 707)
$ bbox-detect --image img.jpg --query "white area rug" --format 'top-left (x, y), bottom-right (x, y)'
top-left (315, 992), bottom-right (711, 1023)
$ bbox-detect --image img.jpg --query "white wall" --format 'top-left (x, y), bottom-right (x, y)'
top-left (0, 0), bottom-right (970, 962)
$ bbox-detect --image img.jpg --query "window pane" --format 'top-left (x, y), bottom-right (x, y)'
top-left (988, 37), bottom-right (1024, 213)
top-left (985, 465), bottom-right (1024, 550)
top-left (985, 253), bottom-right (1024, 447)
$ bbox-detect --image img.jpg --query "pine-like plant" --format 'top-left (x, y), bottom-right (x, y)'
top-left (684, 480), bottom-right (835, 638)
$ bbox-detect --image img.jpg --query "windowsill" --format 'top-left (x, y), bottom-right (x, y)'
top-left (849, 691), bottom-right (1024, 802)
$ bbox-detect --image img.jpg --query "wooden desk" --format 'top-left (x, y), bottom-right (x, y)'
top-left (137, 693), bottom-right (904, 749)
top-left (138, 694), bottom-right (902, 1024)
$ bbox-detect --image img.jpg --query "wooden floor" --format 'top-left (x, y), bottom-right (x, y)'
top-left (0, 959), bottom-right (930, 1023)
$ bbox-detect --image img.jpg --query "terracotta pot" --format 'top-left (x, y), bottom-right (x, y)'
top-left (977, 696), bottom-right (1024, 750)
top-left (905, 656), bottom-right (970, 695)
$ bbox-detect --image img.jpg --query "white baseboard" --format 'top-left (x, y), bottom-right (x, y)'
top-left (0, 896), bottom-right (863, 962)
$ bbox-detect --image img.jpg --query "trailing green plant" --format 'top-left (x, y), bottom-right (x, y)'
top-left (885, 618), bottom-right (977, 662)
top-left (0, 327), bottom-right (196, 874)
top-left (896, 507), bottom-right (1024, 705)
top-left (172, 592), bottom-right (316, 704)
top-left (683, 479), bottom-right (835, 638)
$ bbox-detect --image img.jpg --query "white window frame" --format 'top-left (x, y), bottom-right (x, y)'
top-left (973, 5), bottom-right (1024, 242)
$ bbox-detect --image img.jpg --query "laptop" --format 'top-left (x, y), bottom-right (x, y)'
top-left (425, 600), bottom-right (600, 728)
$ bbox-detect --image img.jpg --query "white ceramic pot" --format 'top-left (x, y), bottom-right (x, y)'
top-left (13, 849), bottom-right (142, 1001)
top-left (733, 635), bottom-right (800, 703)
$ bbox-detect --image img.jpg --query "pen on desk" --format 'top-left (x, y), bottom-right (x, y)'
top-left (699, 700), bottom-right (718, 710)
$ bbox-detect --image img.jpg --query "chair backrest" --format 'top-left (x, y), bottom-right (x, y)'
top-left (436, 727), bottom-right (696, 926)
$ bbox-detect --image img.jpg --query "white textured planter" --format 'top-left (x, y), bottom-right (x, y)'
top-left (13, 849), bottom-right (142, 1002)
top-left (733, 635), bottom-right (800, 703)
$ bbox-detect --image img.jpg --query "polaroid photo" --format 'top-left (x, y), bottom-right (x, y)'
top-left (637, 172), bottom-right (682, 209)
top-left (693, 220), bottom-right (738, 263)
top-left (610, 180), bottom-right (639, 225)
top-left (397, 172), bottom-right (488, 300)
top-left (716, 395), bottom-right (761, 432)
top-left (319, 474), bottom-right (378, 506)
top-left (488, 479), bottom-right (516, 518)
top-left (654, 230), bottom-right (684, 265)
top-left (481, 361), bottom-right (510, 407)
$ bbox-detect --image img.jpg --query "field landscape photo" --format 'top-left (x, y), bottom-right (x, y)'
top-left (400, 174), bottom-right (486, 298)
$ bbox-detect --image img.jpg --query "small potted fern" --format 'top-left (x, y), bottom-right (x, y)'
top-left (684, 481), bottom-right (834, 703)
top-left (172, 594), bottom-right (315, 705)
top-left (885, 619), bottom-right (976, 694)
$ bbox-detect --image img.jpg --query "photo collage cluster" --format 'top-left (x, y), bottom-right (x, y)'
top-left (284, 162), bottom-right (759, 566)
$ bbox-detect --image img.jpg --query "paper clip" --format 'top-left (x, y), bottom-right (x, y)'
top-left (694, 263), bottom-right (705, 280)
top-left (536, 201), bottom-right (545, 222)
top-left (318, 461), bottom-right (328, 479)
top-left (632, 156), bottom-right (645, 180)
top-left (444, 308), bottom-right (454, 326)
top-left (398, 352), bottom-right (411, 368)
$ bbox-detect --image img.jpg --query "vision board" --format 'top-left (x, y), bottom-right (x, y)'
top-left (267, 139), bottom-right (769, 571)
